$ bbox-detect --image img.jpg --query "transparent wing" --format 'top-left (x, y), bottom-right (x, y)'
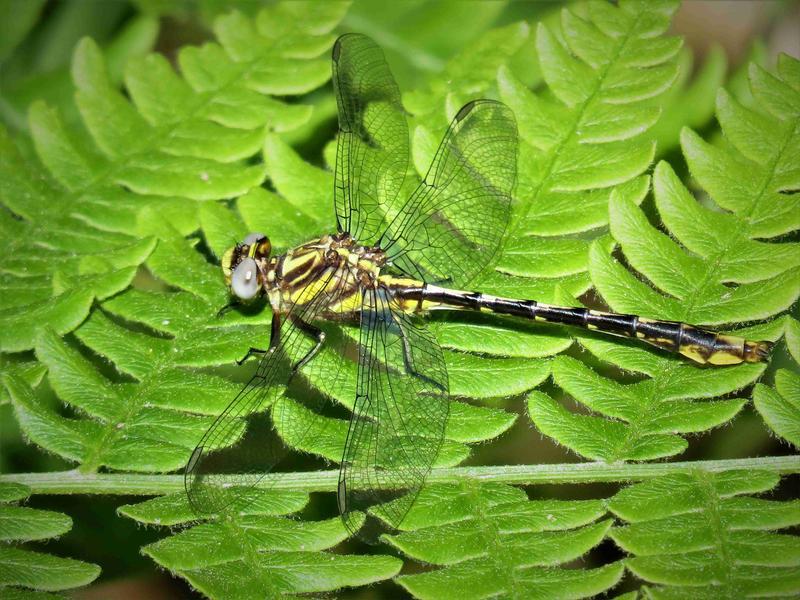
top-left (185, 268), bottom-right (353, 517)
top-left (338, 286), bottom-right (449, 537)
top-left (332, 33), bottom-right (409, 245)
top-left (382, 100), bottom-right (518, 288)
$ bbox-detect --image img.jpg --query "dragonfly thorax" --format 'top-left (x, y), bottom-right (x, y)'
top-left (273, 233), bottom-right (387, 304)
top-left (247, 232), bottom-right (387, 317)
top-left (224, 231), bottom-right (389, 311)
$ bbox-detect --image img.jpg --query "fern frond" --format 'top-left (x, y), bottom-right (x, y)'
top-left (2, 2), bottom-right (796, 597)
top-left (0, 126), bottom-right (156, 352)
top-left (4, 233), bottom-right (264, 472)
top-left (530, 53), bottom-right (800, 461)
top-left (527, 319), bottom-right (780, 461)
top-left (119, 489), bottom-right (401, 597)
top-left (0, 3), bottom-right (348, 351)
top-left (0, 482), bottom-right (100, 595)
top-left (610, 471), bottom-right (800, 597)
top-left (59, 3), bottom-right (345, 208)
top-left (383, 482), bottom-right (622, 599)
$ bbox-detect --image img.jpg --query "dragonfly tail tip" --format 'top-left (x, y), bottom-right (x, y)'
top-left (744, 340), bottom-right (773, 363)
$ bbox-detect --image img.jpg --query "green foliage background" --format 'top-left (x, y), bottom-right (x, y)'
top-left (0, 1), bottom-right (798, 598)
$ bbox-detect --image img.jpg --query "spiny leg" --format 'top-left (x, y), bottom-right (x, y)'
top-left (287, 315), bottom-right (326, 379)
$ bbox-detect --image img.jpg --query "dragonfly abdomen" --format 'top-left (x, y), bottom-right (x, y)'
top-left (399, 284), bottom-right (771, 366)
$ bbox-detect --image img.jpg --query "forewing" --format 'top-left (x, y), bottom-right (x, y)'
top-left (332, 33), bottom-right (409, 244)
top-left (185, 268), bottom-right (350, 517)
top-left (338, 287), bottom-right (449, 537)
top-left (383, 100), bottom-right (518, 288)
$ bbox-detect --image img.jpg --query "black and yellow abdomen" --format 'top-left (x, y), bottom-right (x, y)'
top-left (391, 283), bottom-right (771, 366)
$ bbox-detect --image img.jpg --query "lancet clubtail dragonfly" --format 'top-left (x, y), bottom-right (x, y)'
top-left (186, 33), bottom-right (772, 533)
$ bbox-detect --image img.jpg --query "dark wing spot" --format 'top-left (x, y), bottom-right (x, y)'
top-left (332, 37), bottom-right (343, 61)
top-left (455, 100), bottom-right (477, 121)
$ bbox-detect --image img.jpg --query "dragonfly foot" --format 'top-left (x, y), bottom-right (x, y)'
top-left (237, 347), bottom-right (268, 365)
top-left (217, 302), bottom-right (239, 318)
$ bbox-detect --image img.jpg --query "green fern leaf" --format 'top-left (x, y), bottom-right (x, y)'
top-left (528, 342), bottom-right (765, 462)
top-left (2, 2), bottom-right (797, 597)
top-left (0, 482), bottom-right (100, 595)
top-left (0, 6), bottom-right (159, 133)
top-left (120, 2), bottom-right (350, 159)
top-left (118, 490), bottom-right (401, 597)
top-left (754, 369), bottom-right (800, 448)
top-left (754, 318), bottom-right (800, 448)
top-left (1, 3), bottom-right (348, 351)
top-left (384, 482), bottom-right (623, 599)
top-left (0, 125), bottom-right (156, 352)
top-left (4, 233), bottom-right (267, 472)
top-left (0, 358), bottom-right (45, 406)
top-left (609, 471), bottom-right (800, 597)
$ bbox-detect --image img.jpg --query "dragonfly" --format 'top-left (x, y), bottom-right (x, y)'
top-left (185, 33), bottom-right (773, 534)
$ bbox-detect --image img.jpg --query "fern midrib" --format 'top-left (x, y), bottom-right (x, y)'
top-left (696, 470), bottom-right (735, 592)
top-left (218, 515), bottom-right (280, 595)
top-left (8, 456), bottom-right (798, 494)
top-left (606, 379), bottom-right (658, 462)
top-left (481, 8), bottom-right (647, 290)
top-left (678, 112), bottom-right (799, 320)
top-left (464, 481), bottom-right (520, 599)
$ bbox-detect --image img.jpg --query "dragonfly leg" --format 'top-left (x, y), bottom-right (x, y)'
top-left (217, 304), bottom-right (232, 318)
top-left (236, 313), bottom-right (282, 365)
top-left (216, 300), bottom-right (240, 318)
top-left (236, 347), bottom-right (266, 365)
top-left (399, 325), bottom-right (446, 392)
top-left (288, 315), bottom-right (326, 376)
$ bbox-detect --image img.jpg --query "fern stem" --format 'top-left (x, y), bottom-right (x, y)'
top-left (2, 456), bottom-right (798, 496)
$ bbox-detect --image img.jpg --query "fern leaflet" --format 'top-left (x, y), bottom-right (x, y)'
top-left (0, 482), bottom-right (100, 595)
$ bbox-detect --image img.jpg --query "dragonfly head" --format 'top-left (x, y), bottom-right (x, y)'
top-left (222, 232), bottom-right (272, 300)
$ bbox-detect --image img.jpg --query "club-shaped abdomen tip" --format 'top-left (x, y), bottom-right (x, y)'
top-left (744, 340), bottom-right (773, 363)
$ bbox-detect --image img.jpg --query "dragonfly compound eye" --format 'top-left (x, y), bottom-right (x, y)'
top-left (231, 257), bottom-right (261, 299)
top-left (243, 232), bottom-right (271, 259)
